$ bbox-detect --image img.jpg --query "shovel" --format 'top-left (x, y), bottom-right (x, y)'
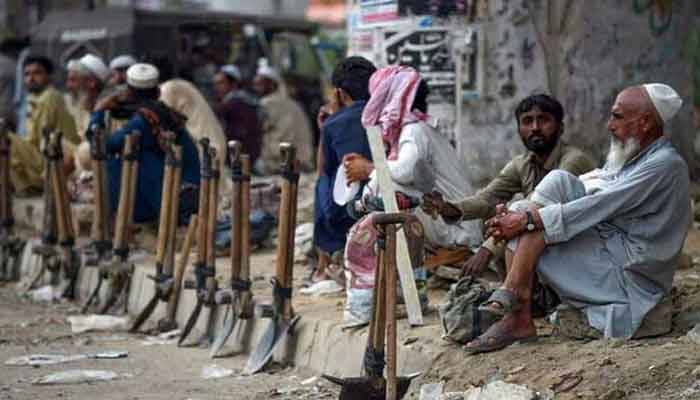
top-left (81, 126), bottom-right (113, 312)
top-left (131, 134), bottom-right (183, 332)
top-left (0, 119), bottom-right (24, 282)
top-left (210, 141), bottom-right (255, 357)
top-left (47, 131), bottom-right (81, 299)
top-left (99, 132), bottom-right (140, 314)
top-left (244, 142), bottom-right (301, 374)
top-left (26, 129), bottom-right (60, 292)
top-left (179, 139), bottom-right (220, 346)
top-left (323, 213), bottom-right (421, 400)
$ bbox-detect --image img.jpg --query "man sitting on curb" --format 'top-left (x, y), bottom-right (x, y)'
top-left (463, 84), bottom-right (689, 353)
top-left (423, 94), bottom-right (594, 278)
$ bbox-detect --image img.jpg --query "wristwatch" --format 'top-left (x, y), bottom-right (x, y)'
top-left (525, 211), bottom-right (536, 232)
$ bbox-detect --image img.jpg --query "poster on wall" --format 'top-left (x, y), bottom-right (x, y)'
top-left (383, 28), bottom-right (479, 103)
top-left (359, 0), bottom-right (400, 26)
top-left (348, 29), bottom-right (377, 61)
top-left (398, 0), bottom-right (470, 17)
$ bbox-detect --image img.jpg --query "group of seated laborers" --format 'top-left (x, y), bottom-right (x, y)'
top-left (311, 56), bottom-right (689, 353)
top-left (7, 51), bottom-right (315, 228)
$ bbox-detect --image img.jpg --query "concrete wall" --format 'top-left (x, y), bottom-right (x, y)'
top-left (460, 0), bottom-right (700, 184)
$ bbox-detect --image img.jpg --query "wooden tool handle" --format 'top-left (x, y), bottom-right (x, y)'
top-left (0, 127), bottom-right (9, 226)
top-left (385, 223), bottom-right (398, 400)
top-left (164, 146), bottom-right (183, 276)
top-left (240, 155), bottom-right (251, 281)
top-left (229, 150), bottom-right (243, 281)
top-left (196, 140), bottom-right (212, 265)
top-left (283, 160), bottom-right (299, 319)
top-left (155, 154), bottom-right (174, 266)
top-left (274, 168), bottom-right (291, 289)
top-left (167, 214), bottom-right (197, 321)
top-left (205, 155), bottom-right (220, 293)
top-left (113, 134), bottom-right (136, 250)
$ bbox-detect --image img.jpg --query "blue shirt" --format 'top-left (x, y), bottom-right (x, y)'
top-left (90, 110), bottom-right (201, 223)
top-left (314, 100), bottom-right (372, 254)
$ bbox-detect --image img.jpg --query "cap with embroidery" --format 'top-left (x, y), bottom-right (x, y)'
top-left (642, 83), bottom-right (683, 125)
top-left (220, 64), bottom-right (242, 82)
top-left (126, 63), bottom-right (159, 89)
top-left (79, 54), bottom-right (110, 82)
top-left (109, 54), bottom-right (137, 70)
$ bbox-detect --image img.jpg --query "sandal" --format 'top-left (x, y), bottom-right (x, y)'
top-left (478, 288), bottom-right (522, 316)
top-left (464, 324), bottom-right (537, 354)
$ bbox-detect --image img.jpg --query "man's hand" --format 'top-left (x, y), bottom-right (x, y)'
top-left (421, 190), bottom-right (462, 220)
top-left (316, 104), bottom-right (332, 130)
top-left (343, 153), bottom-right (373, 183)
top-left (462, 246), bottom-right (492, 277)
top-left (94, 91), bottom-right (125, 112)
top-left (485, 204), bottom-right (528, 241)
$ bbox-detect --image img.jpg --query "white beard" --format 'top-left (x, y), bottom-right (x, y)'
top-left (605, 136), bottom-right (641, 172)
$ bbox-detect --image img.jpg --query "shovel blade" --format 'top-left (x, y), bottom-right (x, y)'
top-left (244, 315), bottom-right (299, 374)
top-left (80, 275), bottom-right (103, 314)
top-left (210, 305), bottom-right (238, 358)
top-left (130, 294), bottom-right (159, 333)
top-left (178, 299), bottom-right (203, 347)
top-left (322, 373), bottom-right (419, 400)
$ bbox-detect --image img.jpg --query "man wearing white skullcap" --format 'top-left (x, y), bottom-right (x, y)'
top-left (108, 54), bottom-right (136, 87)
top-left (458, 84), bottom-right (690, 354)
top-left (252, 59), bottom-right (313, 174)
top-left (64, 59), bottom-right (86, 127)
top-left (88, 62), bottom-right (201, 223)
top-left (72, 54), bottom-right (110, 137)
top-left (212, 64), bottom-right (262, 165)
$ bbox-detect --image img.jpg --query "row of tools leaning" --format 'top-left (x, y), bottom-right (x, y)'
top-left (0, 120), bottom-right (417, 399)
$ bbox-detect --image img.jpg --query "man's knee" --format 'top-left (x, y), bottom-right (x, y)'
top-left (531, 169), bottom-right (586, 206)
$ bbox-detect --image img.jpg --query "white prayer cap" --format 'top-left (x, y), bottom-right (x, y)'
top-left (256, 64), bottom-right (281, 83)
top-left (109, 54), bottom-right (137, 70)
top-left (66, 59), bottom-right (86, 73)
top-left (79, 54), bottom-right (110, 82)
top-left (126, 63), bottom-right (159, 89)
top-left (220, 64), bottom-right (241, 82)
top-left (642, 83), bottom-right (683, 125)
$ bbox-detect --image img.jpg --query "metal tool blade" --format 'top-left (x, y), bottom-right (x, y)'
top-left (178, 299), bottom-right (203, 347)
top-left (244, 315), bottom-right (300, 374)
top-left (209, 304), bottom-right (238, 358)
top-left (80, 275), bottom-right (103, 314)
top-left (130, 294), bottom-right (159, 333)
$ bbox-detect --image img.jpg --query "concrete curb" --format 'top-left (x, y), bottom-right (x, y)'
top-left (16, 238), bottom-right (437, 378)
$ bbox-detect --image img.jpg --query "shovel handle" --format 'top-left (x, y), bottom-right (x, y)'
top-left (229, 150), bottom-right (243, 281)
top-left (113, 133), bottom-right (138, 251)
top-left (228, 140), bottom-right (242, 170)
top-left (385, 223), bottom-right (398, 400)
top-left (205, 155), bottom-right (220, 297)
top-left (164, 145), bottom-right (183, 276)
top-left (155, 149), bottom-right (174, 267)
top-left (167, 214), bottom-right (198, 322)
top-left (240, 155), bottom-right (251, 281)
top-left (284, 159), bottom-right (299, 319)
top-left (0, 120), bottom-right (10, 228)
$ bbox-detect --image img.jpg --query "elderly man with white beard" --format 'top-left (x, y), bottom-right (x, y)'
top-left (462, 84), bottom-right (690, 354)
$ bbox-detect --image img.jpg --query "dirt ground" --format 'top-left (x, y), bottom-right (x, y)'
top-left (0, 286), bottom-right (339, 400)
top-left (404, 227), bottom-right (700, 400)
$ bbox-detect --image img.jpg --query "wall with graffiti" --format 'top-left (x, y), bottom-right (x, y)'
top-left (347, 0), bottom-right (699, 182)
top-left (461, 0), bottom-right (696, 183)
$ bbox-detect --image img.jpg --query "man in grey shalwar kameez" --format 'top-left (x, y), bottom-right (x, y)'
top-left (464, 84), bottom-right (689, 353)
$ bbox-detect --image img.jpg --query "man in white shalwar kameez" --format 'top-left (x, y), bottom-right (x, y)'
top-left (464, 84), bottom-right (690, 353)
